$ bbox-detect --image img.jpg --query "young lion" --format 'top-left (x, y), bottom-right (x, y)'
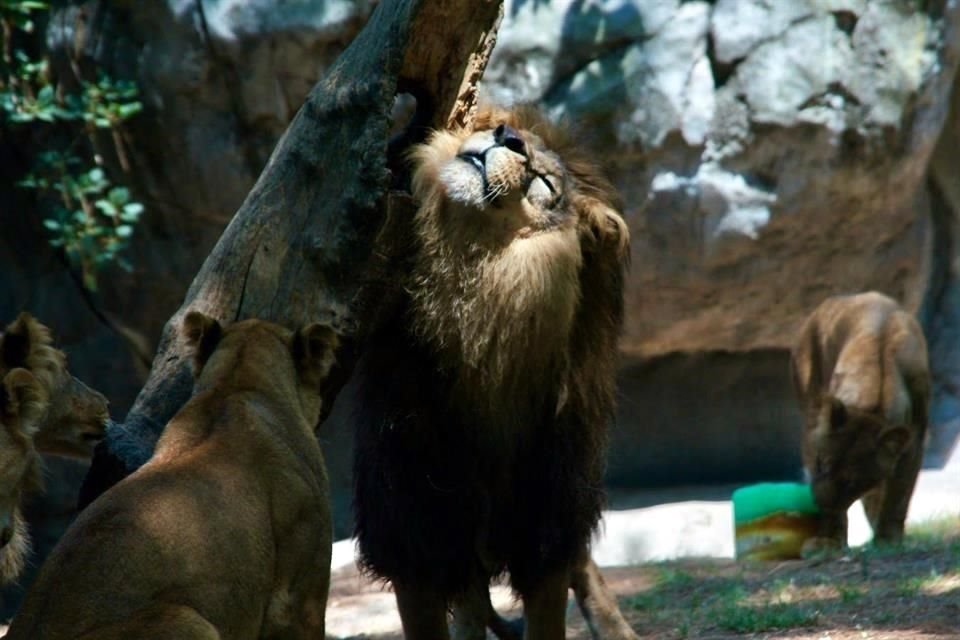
top-left (6, 313), bottom-right (339, 639)
top-left (353, 106), bottom-right (632, 639)
top-left (791, 291), bottom-right (929, 555)
top-left (0, 312), bottom-right (109, 458)
top-left (0, 368), bottom-right (47, 584)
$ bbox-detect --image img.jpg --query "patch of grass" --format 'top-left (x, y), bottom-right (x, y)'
top-left (836, 583), bottom-right (863, 604)
top-left (656, 567), bottom-right (695, 590)
top-left (908, 515), bottom-right (960, 543)
top-left (714, 600), bottom-right (820, 633)
top-left (895, 574), bottom-right (925, 597)
top-left (605, 515), bottom-right (960, 639)
top-left (906, 516), bottom-right (960, 562)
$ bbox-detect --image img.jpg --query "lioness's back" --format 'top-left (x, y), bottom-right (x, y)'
top-left (7, 316), bottom-right (339, 640)
top-left (793, 291), bottom-right (928, 411)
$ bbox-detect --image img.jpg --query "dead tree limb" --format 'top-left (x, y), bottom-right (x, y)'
top-left (80, 0), bottom-right (504, 506)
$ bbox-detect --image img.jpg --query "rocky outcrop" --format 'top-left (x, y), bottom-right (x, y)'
top-left (487, 0), bottom-right (957, 358)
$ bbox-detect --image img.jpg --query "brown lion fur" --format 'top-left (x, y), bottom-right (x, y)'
top-left (6, 314), bottom-right (339, 640)
top-left (352, 105), bottom-right (629, 637)
top-left (791, 291), bottom-right (929, 555)
top-left (0, 368), bottom-right (47, 584)
top-left (0, 312), bottom-right (109, 458)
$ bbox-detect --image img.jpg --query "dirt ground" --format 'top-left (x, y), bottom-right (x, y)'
top-left (0, 521), bottom-right (954, 638)
top-left (327, 518), bottom-right (960, 639)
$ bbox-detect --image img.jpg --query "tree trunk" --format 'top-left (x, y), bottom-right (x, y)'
top-left (80, 0), bottom-right (504, 507)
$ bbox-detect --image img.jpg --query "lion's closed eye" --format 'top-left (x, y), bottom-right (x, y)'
top-left (527, 174), bottom-right (560, 207)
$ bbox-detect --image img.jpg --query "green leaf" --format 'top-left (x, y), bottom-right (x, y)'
top-left (115, 224), bottom-right (133, 238)
top-left (42, 219), bottom-right (60, 231)
top-left (121, 202), bottom-right (144, 219)
top-left (108, 186), bottom-right (130, 204)
top-left (94, 200), bottom-right (118, 216)
top-left (51, 106), bottom-right (77, 120)
top-left (117, 102), bottom-right (142, 118)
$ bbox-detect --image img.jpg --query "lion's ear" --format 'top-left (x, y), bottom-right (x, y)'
top-left (0, 312), bottom-right (37, 369)
top-left (1, 368), bottom-right (47, 436)
top-left (182, 312), bottom-right (223, 375)
top-left (292, 324), bottom-right (339, 390)
top-left (578, 197), bottom-right (629, 259)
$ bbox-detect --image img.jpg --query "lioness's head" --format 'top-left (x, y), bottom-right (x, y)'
top-left (182, 312), bottom-right (339, 427)
top-left (408, 106), bottom-right (628, 390)
top-left (804, 397), bottom-right (912, 512)
top-left (0, 313), bottom-right (109, 458)
top-left (0, 368), bottom-right (46, 582)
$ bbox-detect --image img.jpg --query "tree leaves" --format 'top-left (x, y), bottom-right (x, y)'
top-left (1, 1), bottom-right (145, 291)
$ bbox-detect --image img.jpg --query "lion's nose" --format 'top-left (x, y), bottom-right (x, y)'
top-left (494, 123), bottom-right (525, 156)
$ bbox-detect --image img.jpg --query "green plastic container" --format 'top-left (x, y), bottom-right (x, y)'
top-left (732, 483), bottom-right (820, 561)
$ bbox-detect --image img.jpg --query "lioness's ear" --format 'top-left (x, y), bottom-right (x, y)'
top-left (828, 397), bottom-right (847, 429)
top-left (293, 324), bottom-right (339, 390)
top-left (182, 312), bottom-right (223, 374)
top-left (880, 426), bottom-right (910, 458)
top-left (0, 312), bottom-right (35, 369)
top-left (1, 368), bottom-right (47, 436)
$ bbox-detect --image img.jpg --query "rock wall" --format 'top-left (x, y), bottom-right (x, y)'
top-left (488, 0), bottom-right (953, 358)
top-left (482, 0), bottom-right (960, 492)
top-left (2, 0), bottom-right (960, 562)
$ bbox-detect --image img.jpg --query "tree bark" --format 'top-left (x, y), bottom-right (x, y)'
top-left (80, 0), bottom-right (504, 506)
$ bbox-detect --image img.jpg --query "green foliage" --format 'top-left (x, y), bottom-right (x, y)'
top-left (714, 588), bottom-right (819, 633)
top-left (0, 0), bottom-right (47, 33)
top-left (1, 0), bottom-right (144, 291)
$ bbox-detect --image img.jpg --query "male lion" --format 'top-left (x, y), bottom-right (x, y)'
top-left (0, 312), bottom-right (109, 458)
top-left (352, 106), bottom-right (633, 639)
top-left (791, 291), bottom-right (929, 555)
top-left (6, 313), bottom-right (339, 639)
top-left (0, 367), bottom-right (47, 583)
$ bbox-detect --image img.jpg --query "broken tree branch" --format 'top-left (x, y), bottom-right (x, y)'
top-left (80, 0), bottom-right (504, 506)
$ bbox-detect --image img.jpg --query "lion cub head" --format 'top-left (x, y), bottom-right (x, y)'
top-left (182, 312), bottom-right (339, 426)
top-left (0, 313), bottom-right (109, 458)
top-left (0, 368), bottom-right (47, 582)
top-left (408, 106), bottom-right (627, 394)
top-left (804, 397), bottom-right (912, 512)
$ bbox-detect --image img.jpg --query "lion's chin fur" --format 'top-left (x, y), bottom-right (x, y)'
top-left (410, 195), bottom-right (582, 412)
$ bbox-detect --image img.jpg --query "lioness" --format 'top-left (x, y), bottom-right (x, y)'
top-left (353, 106), bottom-right (634, 639)
top-left (6, 313), bottom-right (339, 639)
top-left (0, 312), bottom-right (109, 458)
top-left (791, 291), bottom-right (929, 555)
top-left (0, 367), bottom-right (47, 583)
